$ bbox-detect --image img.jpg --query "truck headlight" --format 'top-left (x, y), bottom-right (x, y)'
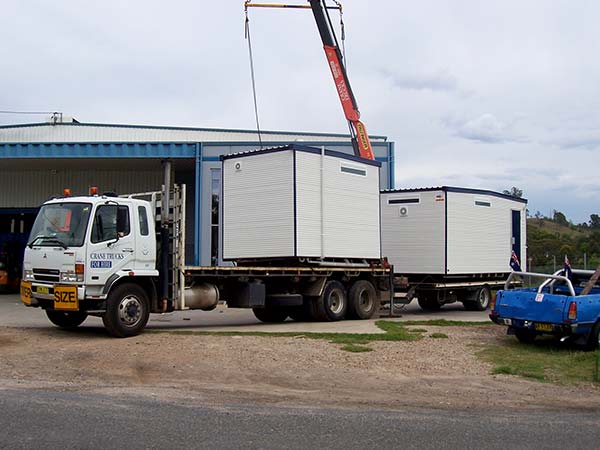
top-left (60, 271), bottom-right (78, 282)
top-left (23, 270), bottom-right (34, 281)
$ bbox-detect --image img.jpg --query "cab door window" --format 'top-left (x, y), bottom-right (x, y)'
top-left (91, 205), bottom-right (130, 243)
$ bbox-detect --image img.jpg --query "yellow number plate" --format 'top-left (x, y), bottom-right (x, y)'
top-left (20, 281), bottom-right (32, 305)
top-left (534, 323), bottom-right (553, 332)
top-left (37, 286), bottom-right (49, 295)
top-left (53, 285), bottom-right (79, 311)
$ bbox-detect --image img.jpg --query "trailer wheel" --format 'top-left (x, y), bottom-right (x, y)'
top-left (515, 329), bottom-right (536, 344)
top-left (347, 280), bottom-right (379, 319)
top-left (252, 307), bottom-right (289, 323)
top-left (102, 283), bottom-right (150, 338)
top-left (463, 286), bottom-right (491, 311)
top-left (312, 280), bottom-right (347, 322)
top-left (45, 310), bottom-right (88, 329)
top-left (417, 294), bottom-right (441, 311)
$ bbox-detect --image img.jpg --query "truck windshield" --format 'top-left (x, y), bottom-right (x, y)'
top-left (28, 203), bottom-right (92, 248)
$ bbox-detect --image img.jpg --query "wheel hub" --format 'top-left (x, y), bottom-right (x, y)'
top-left (329, 290), bottom-right (344, 314)
top-left (359, 289), bottom-right (373, 311)
top-left (118, 295), bottom-right (142, 326)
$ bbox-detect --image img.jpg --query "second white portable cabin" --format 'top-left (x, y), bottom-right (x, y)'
top-left (222, 144), bottom-right (381, 261)
top-left (380, 187), bottom-right (527, 275)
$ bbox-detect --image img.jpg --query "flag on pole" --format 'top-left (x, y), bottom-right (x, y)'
top-left (510, 250), bottom-right (522, 272)
top-left (564, 255), bottom-right (572, 280)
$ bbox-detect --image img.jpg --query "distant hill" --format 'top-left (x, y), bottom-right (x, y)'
top-left (527, 218), bottom-right (600, 271)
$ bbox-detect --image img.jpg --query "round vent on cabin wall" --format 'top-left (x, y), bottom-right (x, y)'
top-left (235, 162), bottom-right (242, 172)
top-left (399, 207), bottom-right (408, 217)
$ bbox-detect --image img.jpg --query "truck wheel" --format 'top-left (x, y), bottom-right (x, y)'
top-left (417, 294), bottom-right (441, 311)
top-left (515, 329), bottom-right (536, 344)
top-left (46, 310), bottom-right (88, 329)
top-left (464, 286), bottom-right (491, 311)
top-left (347, 280), bottom-right (379, 319)
top-left (287, 305), bottom-right (311, 322)
top-left (313, 280), bottom-right (347, 322)
top-left (102, 283), bottom-right (150, 338)
top-left (252, 307), bottom-right (288, 323)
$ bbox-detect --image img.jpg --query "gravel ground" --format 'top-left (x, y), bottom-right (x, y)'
top-left (1, 324), bottom-right (600, 411)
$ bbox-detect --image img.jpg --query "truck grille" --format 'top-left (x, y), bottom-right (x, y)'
top-left (33, 268), bottom-right (60, 282)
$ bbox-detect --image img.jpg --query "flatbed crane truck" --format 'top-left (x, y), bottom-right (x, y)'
top-left (20, 180), bottom-right (392, 337)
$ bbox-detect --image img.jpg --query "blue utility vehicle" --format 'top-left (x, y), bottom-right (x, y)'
top-left (490, 270), bottom-right (600, 348)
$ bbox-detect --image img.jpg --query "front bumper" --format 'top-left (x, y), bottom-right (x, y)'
top-left (24, 283), bottom-right (106, 313)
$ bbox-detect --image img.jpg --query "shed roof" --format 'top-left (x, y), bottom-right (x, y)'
top-left (0, 122), bottom-right (388, 144)
top-left (381, 186), bottom-right (528, 204)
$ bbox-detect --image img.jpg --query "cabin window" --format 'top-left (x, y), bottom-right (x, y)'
top-left (138, 206), bottom-right (149, 236)
top-left (340, 165), bottom-right (366, 176)
top-left (91, 205), bottom-right (130, 243)
top-left (388, 197), bottom-right (420, 205)
top-left (475, 200), bottom-right (491, 207)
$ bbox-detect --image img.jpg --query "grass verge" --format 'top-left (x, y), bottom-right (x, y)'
top-left (478, 338), bottom-right (600, 384)
top-left (430, 333), bottom-right (448, 339)
top-left (152, 320), bottom-right (424, 352)
top-left (402, 319), bottom-right (491, 326)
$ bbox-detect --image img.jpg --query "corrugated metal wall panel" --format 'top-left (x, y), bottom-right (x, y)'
top-left (446, 192), bottom-right (525, 274)
top-left (380, 190), bottom-right (446, 273)
top-left (319, 154), bottom-right (381, 259)
top-left (0, 124), bottom-right (387, 144)
top-left (222, 150), bottom-right (295, 259)
top-left (295, 152), bottom-right (323, 256)
top-left (0, 169), bottom-right (162, 207)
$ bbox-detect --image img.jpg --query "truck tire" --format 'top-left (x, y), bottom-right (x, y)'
top-left (515, 328), bottom-right (536, 344)
top-left (463, 286), bottom-right (491, 311)
top-left (287, 305), bottom-right (311, 322)
top-left (417, 294), bottom-right (441, 311)
top-left (312, 280), bottom-right (347, 322)
top-left (102, 283), bottom-right (150, 338)
top-left (46, 310), bottom-right (88, 329)
top-left (252, 307), bottom-right (288, 323)
top-left (347, 280), bottom-right (379, 319)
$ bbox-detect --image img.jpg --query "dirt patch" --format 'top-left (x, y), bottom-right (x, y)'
top-left (1, 325), bottom-right (599, 411)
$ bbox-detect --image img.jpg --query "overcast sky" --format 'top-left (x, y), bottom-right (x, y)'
top-left (2, 0), bottom-right (599, 223)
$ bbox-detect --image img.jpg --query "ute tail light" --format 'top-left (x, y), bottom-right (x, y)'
top-left (490, 292), bottom-right (497, 311)
top-left (567, 301), bottom-right (577, 321)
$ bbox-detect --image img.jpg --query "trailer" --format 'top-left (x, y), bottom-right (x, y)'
top-left (381, 187), bottom-right (527, 311)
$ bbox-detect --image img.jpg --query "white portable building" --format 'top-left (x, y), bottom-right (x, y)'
top-left (380, 187), bottom-right (527, 274)
top-left (222, 144), bottom-right (381, 261)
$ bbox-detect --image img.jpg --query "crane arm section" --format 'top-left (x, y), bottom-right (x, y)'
top-left (308, 0), bottom-right (375, 160)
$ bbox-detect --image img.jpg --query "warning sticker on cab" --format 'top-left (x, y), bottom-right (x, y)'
top-left (91, 260), bottom-right (112, 269)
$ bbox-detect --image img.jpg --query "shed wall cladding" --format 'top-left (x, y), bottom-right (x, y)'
top-left (0, 168), bottom-right (162, 208)
top-left (222, 146), bottom-right (381, 260)
top-left (446, 192), bottom-right (526, 274)
top-left (222, 150), bottom-right (295, 259)
top-left (380, 190), bottom-right (445, 273)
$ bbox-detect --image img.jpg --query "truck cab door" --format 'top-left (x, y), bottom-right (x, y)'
top-left (86, 203), bottom-right (136, 286)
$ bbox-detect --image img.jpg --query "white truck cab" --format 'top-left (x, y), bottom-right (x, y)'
top-left (21, 191), bottom-right (159, 337)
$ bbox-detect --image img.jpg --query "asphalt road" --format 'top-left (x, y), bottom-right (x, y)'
top-left (0, 293), bottom-right (490, 334)
top-left (2, 388), bottom-right (599, 450)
